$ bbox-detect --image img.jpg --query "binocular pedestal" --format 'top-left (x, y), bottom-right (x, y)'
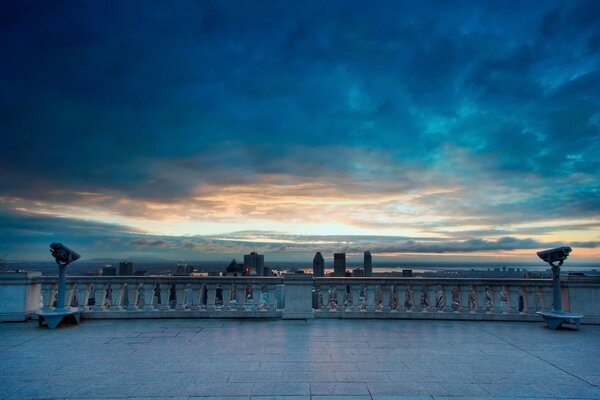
top-left (37, 308), bottom-right (81, 329)
top-left (36, 264), bottom-right (81, 329)
top-left (537, 264), bottom-right (583, 330)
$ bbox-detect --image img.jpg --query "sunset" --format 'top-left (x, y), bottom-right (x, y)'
top-left (1, 1), bottom-right (599, 263)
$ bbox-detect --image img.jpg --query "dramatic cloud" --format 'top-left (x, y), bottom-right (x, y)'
top-left (0, 1), bottom-right (599, 262)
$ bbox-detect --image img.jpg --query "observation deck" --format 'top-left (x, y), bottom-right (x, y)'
top-left (1, 272), bottom-right (599, 399)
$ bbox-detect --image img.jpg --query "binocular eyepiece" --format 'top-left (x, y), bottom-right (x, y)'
top-left (49, 243), bottom-right (81, 266)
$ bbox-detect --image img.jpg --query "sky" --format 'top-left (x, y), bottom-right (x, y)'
top-left (1, 0), bottom-right (599, 264)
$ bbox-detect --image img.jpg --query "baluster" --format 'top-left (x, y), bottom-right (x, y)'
top-left (65, 282), bottom-right (76, 308)
top-left (77, 282), bottom-right (90, 311)
top-left (410, 285), bottom-right (420, 312)
top-left (366, 284), bottom-right (376, 312)
top-left (492, 286), bottom-right (502, 313)
top-left (142, 283), bottom-right (155, 311)
top-left (189, 283), bottom-right (202, 310)
top-left (152, 284), bottom-right (160, 307)
top-left (459, 285), bottom-right (470, 313)
top-left (389, 285), bottom-right (397, 311)
top-left (517, 287), bottom-right (526, 313)
top-left (467, 285), bottom-right (477, 312)
top-left (112, 283), bottom-right (124, 311)
top-left (419, 285), bottom-right (430, 312)
top-left (265, 284), bottom-right (276, 310)
top-left (92, 283), bottom-right (106, 311)
top-left (499, 286), bottom-right (509, 314)
top-left (335, 284), bottom-right (345, 311)
top-left (381, 284), bottom-right (391, 312)
top-left (312, 284), bottom-right (320, 311)
top-left (205, 284), bottom-right (217, 311)
top-left (159, 283), bottom-right (171, 310)
top-left (317, 285), bottom-right (327, 311)
top-left (351, 283), bottom-right (361, 312)
top-left (508, 285), bottom-right (519, 314)
top-left (434, 285), bottom-right (444, 312)
top-left (174, 284), bottom-right (186, 310)
top-left (405, 286), bottom-right (414, 311)
top-left (252, 283), bottom-right (261, 311)
top-left (443, 285), bottom-right (453, 312)
top-left (200, 283), bottom-right (208, 309)
top-left (428, 285), bottom-right (438, 313)
top-left (222, 284), bottom-right (231, 311)
top-left (185, 284), bottom-right (192, 309)
top-left (236, 284), bottom-right (246, 311)
top-left (276, 284), bottom-right (285, 310)
top-left (475, 285), bottom-right (488, 313)
top-left (126, 282), bottom-right (140, 311)
top-left (396, 284), bottom-right (406, 312)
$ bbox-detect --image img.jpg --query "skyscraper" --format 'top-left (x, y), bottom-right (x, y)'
top-left (244, 251), bottom-right (265, 276)
top-left (313, 252), bottom-right (324, 277)
top-left (119, 261), bottom-right (133, 276)
top-left (364, 251), bottom-right (372, 277)
top-left (333, 253), bottom-right (346, 277)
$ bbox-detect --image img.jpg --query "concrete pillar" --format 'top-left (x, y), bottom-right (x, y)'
top-left (0, 271), bottom-right (42, 321)
top-left (282, 273), bottom-right (314, 319)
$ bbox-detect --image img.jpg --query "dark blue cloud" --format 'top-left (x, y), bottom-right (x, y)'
top-left (0, 0), bottom-right (599, 259)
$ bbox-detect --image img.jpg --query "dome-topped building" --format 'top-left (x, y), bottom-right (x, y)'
top-left (225, 259), bottom-right (245, 276)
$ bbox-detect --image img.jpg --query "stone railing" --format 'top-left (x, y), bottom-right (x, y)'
top-left (313, 277), bottom-right (553, 321)
top-left (32, 275), bottom-right (284, 319)
top-left (1, 272), bottom-right (598, 324)
top-left (310, 276), bottom-right (600, 324)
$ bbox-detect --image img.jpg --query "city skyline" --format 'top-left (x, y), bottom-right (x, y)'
top-left (1, 1), bottom-right (599, 263)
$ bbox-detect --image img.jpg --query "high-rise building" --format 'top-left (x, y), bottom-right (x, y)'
top-left (102, 265), bottom-right (116, 276)
top-left (313, 252), bottom-right (325, 277)
top-left (244, 251), bottom-right (265, 276)
top-left (364, 251), bottom-right (372, 277)
top-left (333, 253), bottom-right (346, 277)
top-left (119, 261), bottom-right (134, 276)
top-left (175, 263), bottom-right (194, 276)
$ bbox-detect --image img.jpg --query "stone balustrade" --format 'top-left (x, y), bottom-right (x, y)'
top-left (312, 277), bottom-right (557, 321)
top-left (33, 276), bottom-right (284, 319)
top-left (1, 272), bottom-right (598, 324)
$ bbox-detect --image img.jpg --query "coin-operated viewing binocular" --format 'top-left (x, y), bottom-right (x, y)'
top-left (50, 243), bottom-right (81, 266)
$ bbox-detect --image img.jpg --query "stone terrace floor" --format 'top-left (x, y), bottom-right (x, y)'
top-left (0, 318), bottom-right (599, 400)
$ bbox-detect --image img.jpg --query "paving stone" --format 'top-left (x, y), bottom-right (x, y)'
top-left (1, 319), bottom-right (599, 399)
top-left (250, 396), bottom-right (310, 400)
top-left (310, 382), bottom-right (370, 395)
top-left (372, 396), bottom-right (433, 400)
top-left (313, 397), bottom-right (373, 400)
top-left (252, 382), bottom-right (310, 396)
